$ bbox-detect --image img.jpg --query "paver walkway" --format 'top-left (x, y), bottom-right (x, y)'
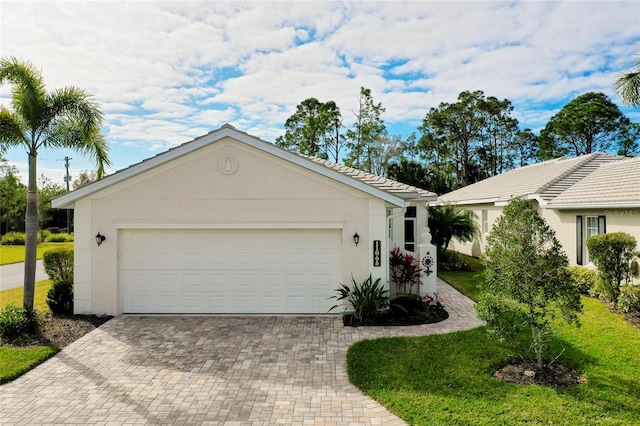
top-left (0, 279), bottom-right (484, 425)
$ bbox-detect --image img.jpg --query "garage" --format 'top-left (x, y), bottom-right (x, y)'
top-left (120, 228), bottom-right (342, 314)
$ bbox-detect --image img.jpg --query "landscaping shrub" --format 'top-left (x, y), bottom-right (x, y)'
top-left (391, 293), bottom-right (423, 315)
top-left (329, 275), bottom-right (389, 324)
top-left (587, 232), bottom-right (638, 303)
top-left (43, 247), bottom-right (74, 284)
top-left (567, 266), bottom-right (601, 295)
top-left (477, 198), bottom-right (582, 368)
top-left (0, 304), bottom-right (40, 341)
top-left (38, 229), bottom-right (51, 242)
top-left (46, 281), bottom-right (74, 315)
top-left (0, 231), bottom-right (26, 245)
top-left (45, 233), bottom-right (73, 243)
top-left (618, 285), bottom-right (640, 316)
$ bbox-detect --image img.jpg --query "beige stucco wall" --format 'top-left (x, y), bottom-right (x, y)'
top-left (446, 202), bottom-right (640, 271)
top-left (545, 207), bottom-right (640, 268)
top-left (73, 138), bottom-right (396, 315)
top-left (447, 203), bottom-right (502, 258)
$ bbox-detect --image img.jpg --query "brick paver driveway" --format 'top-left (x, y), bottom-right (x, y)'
top-left (0, 280), bottom-right (483, 425)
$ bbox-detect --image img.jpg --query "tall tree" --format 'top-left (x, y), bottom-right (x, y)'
top-left (615, 58), bottom-right (640, 108)
top-left (0, 158), bottom-right (27, 234)
top-left (0, 56), bottom-right (111, 311)
top-left (418, 90), bottom-right (519, 187)
top-left (275, 97), bottom-right (343, 162)
top-left (72, 169), bottom-right (98, 189)
top-left (617, 122), bottom-right (640, 157)
top-left (512, 128), bottom-right (539, 167)
top-left (344, 87), bottom-right (387, 173)
top-left (538, 92), bottom-right (630, 159)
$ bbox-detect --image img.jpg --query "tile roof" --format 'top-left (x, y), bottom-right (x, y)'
top-left (437, 153), bottom-right (626, 206)
top-left (547, 156), bottom-right (640, 207)
top-left (301, 156), bottom-right (436, 200)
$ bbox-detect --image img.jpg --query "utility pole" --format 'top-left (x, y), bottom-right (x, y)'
top-left (64, 157), bottom-right (72, 233)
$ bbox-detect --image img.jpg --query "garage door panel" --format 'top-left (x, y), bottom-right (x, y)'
top-left (120, 229), bottom-right (341, 314)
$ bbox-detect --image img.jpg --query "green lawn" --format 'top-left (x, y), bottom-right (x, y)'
top-left (0, 242), bottom-right (74, 265)
top-left (347, 254), bottom-right (640, 425)
top-left (437, 253), bottom-right (484, 301)
top-left (0, 280), bottom-right (59, 384)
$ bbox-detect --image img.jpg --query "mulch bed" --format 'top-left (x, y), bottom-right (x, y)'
top-left (493, 361), bottom-right (586, 388)
top-left (342, 305), bottom-right (449, 327)
top-left (0, 312), bottom-right (112, 348)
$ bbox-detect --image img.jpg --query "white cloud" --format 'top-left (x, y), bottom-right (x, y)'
top-left (1, 0), bottom-right (638, 181)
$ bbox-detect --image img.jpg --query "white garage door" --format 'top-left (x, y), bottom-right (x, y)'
top-left (120, 229), bottom-right (342, 314)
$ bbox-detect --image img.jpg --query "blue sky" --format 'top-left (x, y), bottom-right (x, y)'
top-left (1, 1), bottom-right (639, 185)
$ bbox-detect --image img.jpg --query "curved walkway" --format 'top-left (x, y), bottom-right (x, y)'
top-left (0, 279), bottom-right (484, 425)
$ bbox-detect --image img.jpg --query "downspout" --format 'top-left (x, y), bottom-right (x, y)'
top-left (386, 204), bottom-right (408, 293)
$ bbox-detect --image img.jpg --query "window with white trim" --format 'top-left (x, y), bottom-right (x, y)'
top-left (482, 209), bottom-right (489, 234)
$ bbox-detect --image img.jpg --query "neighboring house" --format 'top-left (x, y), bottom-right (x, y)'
top-left (52, 124), bottom-right (436, 315)
top-left (437, 153), bottom-right (640, 269)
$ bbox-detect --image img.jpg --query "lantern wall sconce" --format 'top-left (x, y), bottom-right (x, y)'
top-left (95, 232), bottom-right (106, 247)
top-left (353, 232), bottom-right (360, 247)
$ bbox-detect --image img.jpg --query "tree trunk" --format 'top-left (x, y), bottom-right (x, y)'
top-left (23, 153), bottom-right (38, 312)
top-left (532, 326), bottom-right (544, 368)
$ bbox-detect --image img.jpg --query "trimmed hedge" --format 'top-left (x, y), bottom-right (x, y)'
top-left (43, 248), bottom-right (74, 284)
top-left (0, 305), bottom-right (40, 341)
top-left (0, 232), bottom-right (26, 245)
top-left (618, 285), bottom-right (640, 316)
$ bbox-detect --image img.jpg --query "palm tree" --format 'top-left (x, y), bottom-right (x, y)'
top-left (428, 204), bottom-right (479, 253)
top-left (615, 58), bottom-right (640, 108)
top-left (0, 56), bottom-right (111, 311)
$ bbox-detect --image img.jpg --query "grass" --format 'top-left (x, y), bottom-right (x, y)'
top-left (0, 280), bottom-right (58, 384)
top-left (0, 241), bottom-right (74, 265)
top-left (347, 252), bottom-right (640, 425)
top-left (437, 251), bottom-right (484, 301)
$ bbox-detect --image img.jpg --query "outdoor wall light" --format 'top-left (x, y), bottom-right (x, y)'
top-left (95, 232), bottom-right (106, 247)
top-left (353, 232), bottom-right (360, 247)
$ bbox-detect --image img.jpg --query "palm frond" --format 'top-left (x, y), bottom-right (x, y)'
top-left (614, 57), bottom-right (640, 108)
top-left (0, 56), bottom-right (47, 130)
top-left (0, 107), bottom-right (28, 152)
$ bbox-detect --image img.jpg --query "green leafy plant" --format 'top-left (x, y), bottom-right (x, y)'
top-left (618, 285), bottom-right (640, 316)
top-left (0, 304), bottom-right (40, 341)
top-left (567, 265), bottom-right (601, 295)
top-left (46, 281), bottom-right (74, 315)
top-left (43, 247), bottom-right (74, 284)
top-left (587, 232), bottom-right (638, 303)
top-left (0, 231), bottom-right (26, 245)
top-left (329, 275), bottom-right (389, 324)
top-left (389, 246), bottom-right (422, 294)
top-left (45, 233), bottom-right (73, 243)
top-left (476, 198), bottom-right (582, 368)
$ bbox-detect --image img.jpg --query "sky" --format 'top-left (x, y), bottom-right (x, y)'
top-left (1, 1), bottom-right (639, 185)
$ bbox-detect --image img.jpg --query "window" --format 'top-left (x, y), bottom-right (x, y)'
top-left (585, 215), bottom-right (606, 264)
top-left (482, 210), bottom-right (489, 234)
top-left (404, 206), bottom-right (417, 252)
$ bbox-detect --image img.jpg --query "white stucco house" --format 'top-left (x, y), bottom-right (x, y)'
top-left (52, 124), bottom-right (437, 316)
top-left (437, 153), bottom-right (640, 271)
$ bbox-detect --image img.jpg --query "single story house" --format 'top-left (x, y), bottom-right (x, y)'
top-left (52, 124), bottom-right (436, 316)
top-left (437, 153), bottom-right (640, 272)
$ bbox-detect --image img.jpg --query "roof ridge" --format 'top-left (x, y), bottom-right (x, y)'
top-left (537, 153), bottom-right (624, 200)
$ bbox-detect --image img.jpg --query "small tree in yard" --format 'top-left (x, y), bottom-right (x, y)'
top-left (476, 198), bottom-right (582, 368)
top-left (586, 232), bottom-right (638, 304)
